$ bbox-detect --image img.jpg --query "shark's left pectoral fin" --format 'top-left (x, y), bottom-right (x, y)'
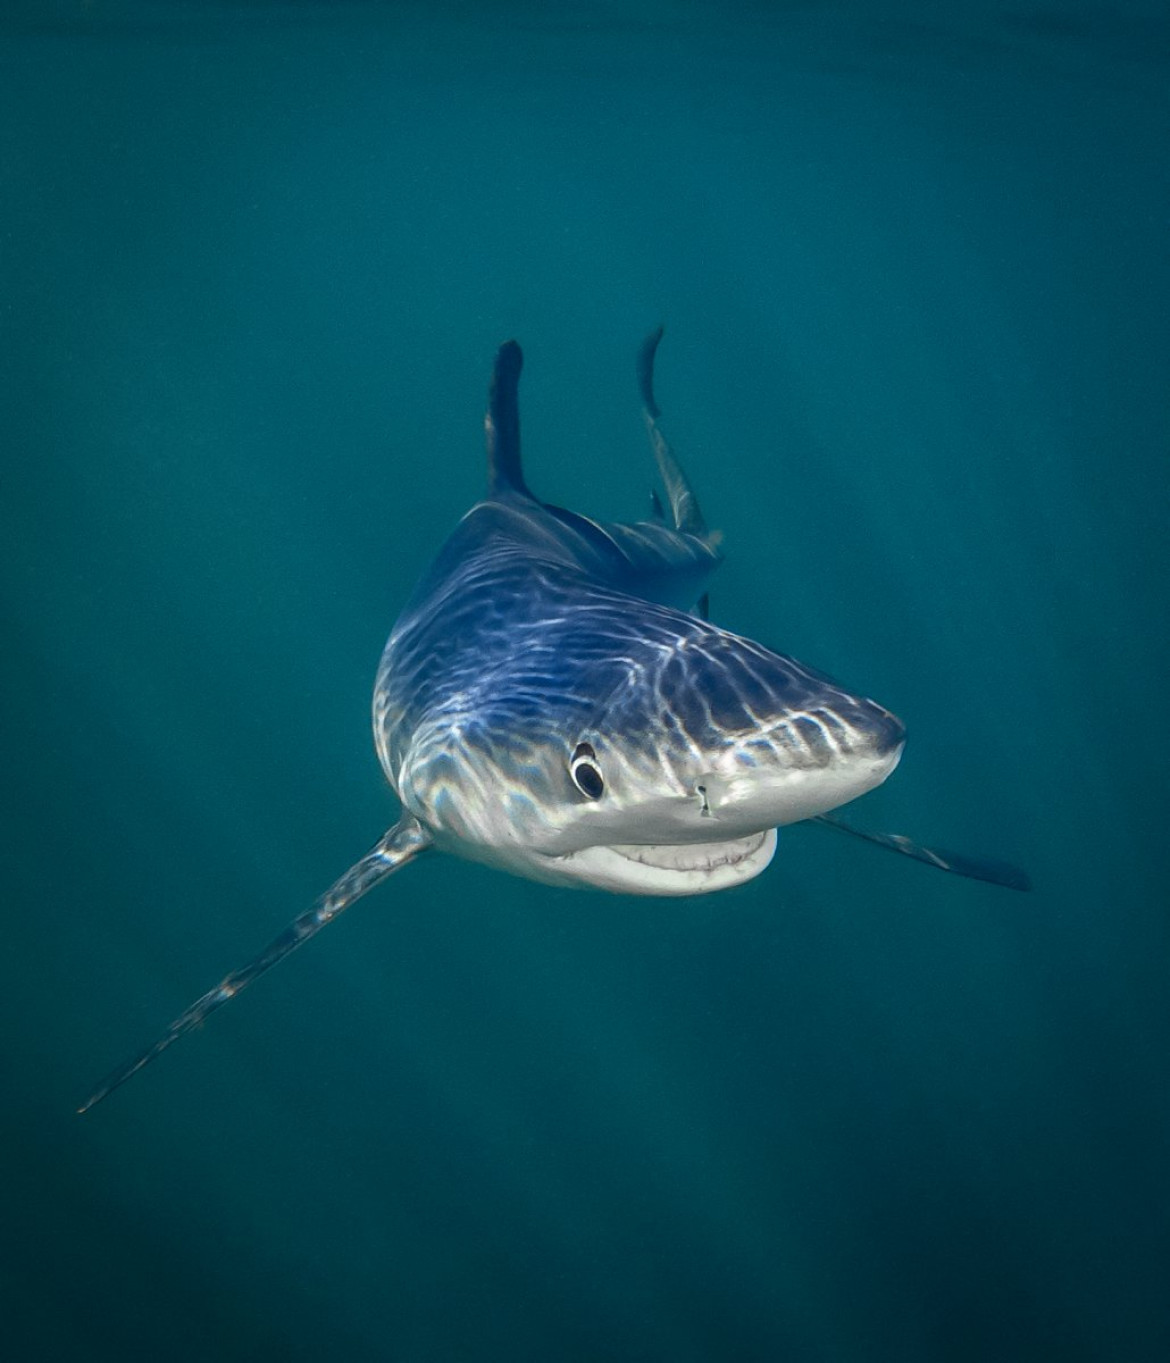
top-left (78, 817), bottom-right (433, 1113)
top-left (813, 811), bottom-right (1031, 892)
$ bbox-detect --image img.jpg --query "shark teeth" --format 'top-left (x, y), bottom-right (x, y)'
top-left (553, 829), bottom-right (778, 896)
top-left (609, 835), bottom-right (770, 874)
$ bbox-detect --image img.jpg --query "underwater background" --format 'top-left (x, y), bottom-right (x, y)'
top-left (3, 1), bottom-right (1168, 1359)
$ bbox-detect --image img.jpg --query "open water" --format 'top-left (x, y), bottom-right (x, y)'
top-left (3, 2), bottom-right (1168, 1359)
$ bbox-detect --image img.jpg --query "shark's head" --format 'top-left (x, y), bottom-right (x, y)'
top-left (391, 620), bottom-right (905, 897)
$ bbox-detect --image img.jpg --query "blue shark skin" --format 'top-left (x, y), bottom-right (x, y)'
top-left (375, 490), bottom-right (904, 892)
top-left (79, 331), bottom-right (1026, 1113)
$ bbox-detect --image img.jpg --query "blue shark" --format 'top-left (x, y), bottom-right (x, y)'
top-left (79, 330), bottom-right (1027, 1112)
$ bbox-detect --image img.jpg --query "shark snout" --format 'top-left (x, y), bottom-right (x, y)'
top-left (778, 693), bottom-right (905, 768)
top-left (865, 703), bottom-right (906, 758)
top-left (694, 694), bottom-right (906, 830)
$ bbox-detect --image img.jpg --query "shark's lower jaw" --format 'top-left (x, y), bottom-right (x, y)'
top-left (549, 829), bottom-right (778, 896)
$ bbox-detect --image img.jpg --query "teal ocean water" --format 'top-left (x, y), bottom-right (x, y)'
top-left (4, 3), bottom-right (1168, 1359)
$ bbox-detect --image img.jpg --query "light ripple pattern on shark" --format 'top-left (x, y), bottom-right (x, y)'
top-left (79, 328), bottom-right (1027, 1113)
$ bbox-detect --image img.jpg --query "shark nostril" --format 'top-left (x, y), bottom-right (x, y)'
top-left (696, 783), bottom-right (711, 816)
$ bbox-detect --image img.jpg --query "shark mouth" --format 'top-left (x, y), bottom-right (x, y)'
top-left (555, 828), bottom-right (778, 896)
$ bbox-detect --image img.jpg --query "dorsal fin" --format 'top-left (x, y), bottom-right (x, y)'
top-left (637, 326), bottom-right (708, 537)
top-left (485, 340), bottom-right (531, 498)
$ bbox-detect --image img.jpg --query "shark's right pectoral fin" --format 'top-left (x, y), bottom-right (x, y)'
top-left (813, 811), bottom-right (1031, 892)
top-left (78, 816), bottom-right (433, 1113)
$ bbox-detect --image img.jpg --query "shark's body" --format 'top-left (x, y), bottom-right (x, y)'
top-left (375, 436), bottom-right (902, 892)
top-left (80, 331), bottom-right (1026, 1112)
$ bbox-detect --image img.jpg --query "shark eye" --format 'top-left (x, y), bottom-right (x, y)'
top-left (569, 742), bottom-right (605, 800)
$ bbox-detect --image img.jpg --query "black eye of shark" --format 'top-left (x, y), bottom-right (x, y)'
top-left (569, 742), bottom-right (605, 799)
